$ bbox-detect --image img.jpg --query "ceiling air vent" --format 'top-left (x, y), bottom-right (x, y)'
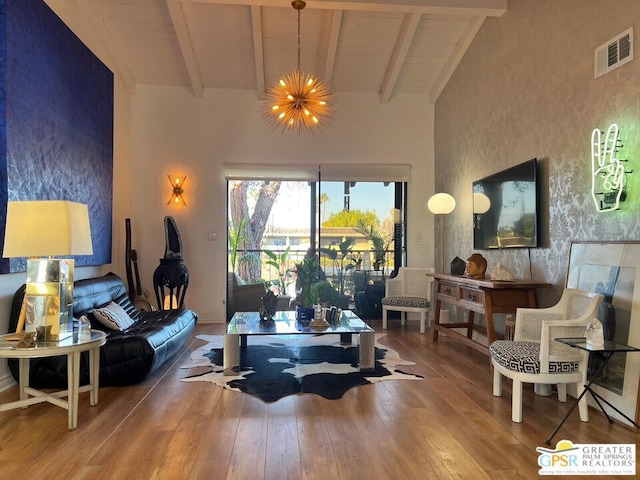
top-left (595, 27), bottom-right (634, 78)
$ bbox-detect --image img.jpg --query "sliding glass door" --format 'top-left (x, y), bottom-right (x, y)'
top-left (226, 164), bottom-right (408, 317)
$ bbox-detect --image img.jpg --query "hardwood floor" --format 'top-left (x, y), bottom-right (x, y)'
top-left (0, 319), bottom-right (637, 479)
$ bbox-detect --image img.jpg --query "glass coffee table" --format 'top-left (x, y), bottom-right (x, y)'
top-left (224, 310), bottom-right (375, 375)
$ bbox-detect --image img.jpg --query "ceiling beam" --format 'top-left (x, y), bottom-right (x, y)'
top-left (379, 12), bottom-right (420, 103)
top-left (184, 0), bottom-right (507, 17)
top-left (76, 0), bottom-right (136, 94)
top-left (166, 0), bottom-right (204, 98)
top-left (251, 6), bottom-right (266, 98)
top-left (324, 9), bottom-right (343, 83)
top-left (429, 15), bottom-right (485, 103)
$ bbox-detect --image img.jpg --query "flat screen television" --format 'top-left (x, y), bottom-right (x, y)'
top-left (473, 158), bottom-right (539, 249)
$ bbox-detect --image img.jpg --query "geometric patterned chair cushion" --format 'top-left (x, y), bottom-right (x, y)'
top-left (382, 296), bottom-right (430, 309)
top-left (489, 340), bottom-right (580, 374)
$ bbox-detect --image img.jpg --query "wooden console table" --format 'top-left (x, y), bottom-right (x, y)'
top-left (432, 273), bottom-right (551, 355)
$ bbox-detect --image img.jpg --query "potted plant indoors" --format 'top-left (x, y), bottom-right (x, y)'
top-left (319, 238), bottom-right (355, 296)
top-left (310, 280), bottom-right (350, 309)
top-left (357, 220), bottom-right (392, 273)
top-left (310, 280), bottom-right (339, 307)
top-left (263, 246), bottom-right (295, 296)
top-left (293, 254), bottom-right (320, 320)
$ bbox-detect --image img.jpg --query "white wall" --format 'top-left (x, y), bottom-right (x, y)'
top-left (130, 86), bottom-right (436, 322)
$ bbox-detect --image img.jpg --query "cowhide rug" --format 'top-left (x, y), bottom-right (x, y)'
top-left (180, 334), bottom-right (422, 402)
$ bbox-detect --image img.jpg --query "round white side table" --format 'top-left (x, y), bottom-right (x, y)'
top-left (0, 330), bottom-right (106, 430)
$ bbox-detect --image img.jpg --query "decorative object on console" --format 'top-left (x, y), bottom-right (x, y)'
top-left (427, 192), bottom-right (456, 273)
top-left (261, 0), bottom-right (333, 133)
top-left (3, 201), bottom-right (93, 342)
top-left (591, 123), bottom-right (631, 212)
top-left (167, 175), bottom-right (187, 206)
top-left (153, 216), bottom-right (189, 310)
top-left (450, 256), bottom-right (466, 276)
top-left (490, 263), bottom-right (514, 281)
top-left (464, 253), bottom-right (487, 279)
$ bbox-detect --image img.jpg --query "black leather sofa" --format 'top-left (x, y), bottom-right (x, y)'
top-left (7, 273), bottom-right (198, 387)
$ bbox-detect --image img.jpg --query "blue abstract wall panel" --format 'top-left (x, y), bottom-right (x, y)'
top-left (0, 0), bottom-right (114, 273)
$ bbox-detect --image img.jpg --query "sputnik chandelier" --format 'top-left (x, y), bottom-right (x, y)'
top-left (262, 0), bottom-right (333, 133)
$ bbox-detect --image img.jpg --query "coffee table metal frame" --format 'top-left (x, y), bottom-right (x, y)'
top-left (224, 310), bottom-right (375, 376)
top-left (0, 330), bottom-right (106, 430)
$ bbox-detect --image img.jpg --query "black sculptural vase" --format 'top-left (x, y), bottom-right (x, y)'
top-left (153, 216), bottom-right (189, 310)
top-left (153, 258), bottom-right (189, 309)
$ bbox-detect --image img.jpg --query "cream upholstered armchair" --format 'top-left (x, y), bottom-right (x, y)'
top-left (381, 267), bottom-right (435, 333)
top-left (490, 288), bottom-right (604, 423)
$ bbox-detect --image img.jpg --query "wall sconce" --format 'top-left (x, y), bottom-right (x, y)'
top-left (427, 193), bottom-right (456, 273)
top-left (167, 175), bottom-right (187, 206)
top-left (591, 123), bottom-right (632, 212)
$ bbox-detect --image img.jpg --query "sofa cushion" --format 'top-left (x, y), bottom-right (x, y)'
top-left (93, 301), bottom-right (135, 331)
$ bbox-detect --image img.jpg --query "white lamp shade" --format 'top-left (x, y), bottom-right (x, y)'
top-left (427, 193), bottom-right (456, 215)
top-left (3, 200), bottom-right (93, 258)
top-left (473, 192), bottom-right (491, 214)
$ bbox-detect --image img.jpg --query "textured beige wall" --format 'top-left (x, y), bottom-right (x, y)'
top-left (434, 0), bottom-right (640, 304)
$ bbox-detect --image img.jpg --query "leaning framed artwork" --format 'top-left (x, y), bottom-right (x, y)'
top-left (566, 241), bottom-right (640, 428)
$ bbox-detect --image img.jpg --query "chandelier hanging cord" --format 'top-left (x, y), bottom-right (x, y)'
top-left (293, 0), bottom-right (305, 71)
top-left (297, 5), bottom-right (301, 70)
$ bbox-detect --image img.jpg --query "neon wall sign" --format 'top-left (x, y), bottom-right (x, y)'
top-left (591, 123), bottom-right (627, 212)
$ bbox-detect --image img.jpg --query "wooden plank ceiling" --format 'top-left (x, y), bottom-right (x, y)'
top-left (82, 0), bottom-right (507, 102)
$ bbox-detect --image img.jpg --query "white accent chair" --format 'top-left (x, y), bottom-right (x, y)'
top-left (490, 288), bottom-right (604, 423)
top-left (382, 267), bottom-right (435, 334)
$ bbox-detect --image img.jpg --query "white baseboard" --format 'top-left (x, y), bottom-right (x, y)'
top-left (0, 372), bottom-right (16, 393)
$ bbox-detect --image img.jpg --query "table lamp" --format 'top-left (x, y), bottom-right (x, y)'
top-left (3, 201), bottom-right (93, 341)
